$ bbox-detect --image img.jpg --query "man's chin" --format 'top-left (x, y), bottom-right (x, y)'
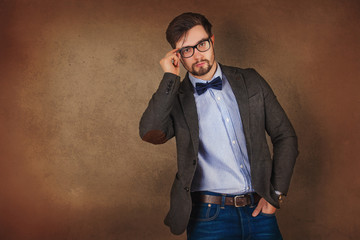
top-left (191, 65), bottom-right (211, 77)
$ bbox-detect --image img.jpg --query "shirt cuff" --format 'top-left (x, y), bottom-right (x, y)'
top-left (275, 190), bottom-right (282, 195)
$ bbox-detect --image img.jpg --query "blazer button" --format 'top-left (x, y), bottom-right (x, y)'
top-left (193, 159), bottom-right (196, 165)
top-left (184, 187), bottom-right (190, 192)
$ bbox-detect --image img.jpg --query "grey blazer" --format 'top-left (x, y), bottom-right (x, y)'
top-left (139, 64), bottom-right (298, 235)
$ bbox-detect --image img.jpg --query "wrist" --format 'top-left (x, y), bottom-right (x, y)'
top-left (275, 191), bottom-right (285, 205)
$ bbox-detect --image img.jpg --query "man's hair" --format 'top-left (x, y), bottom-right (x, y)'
top-left (166, 12), bottom-right (212, 49)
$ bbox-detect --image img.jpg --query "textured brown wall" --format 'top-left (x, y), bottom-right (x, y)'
top-left (0, 0), bottom-right (359, 239)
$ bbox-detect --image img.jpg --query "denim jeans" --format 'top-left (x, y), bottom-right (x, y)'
top-left (187, 192), bottom-right (283, 240)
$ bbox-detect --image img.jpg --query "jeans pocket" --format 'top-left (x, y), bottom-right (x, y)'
top-left (190, 203), bottom-right (221, 222)
top-left (259, 212), bottom-right (276, 217)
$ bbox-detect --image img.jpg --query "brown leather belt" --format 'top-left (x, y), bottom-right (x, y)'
top-left (192, 192), bottom-right (261, 207)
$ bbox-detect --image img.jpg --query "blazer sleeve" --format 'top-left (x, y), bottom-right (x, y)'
top-left (256, 70), bottom-right (299, 195)
top-left (139, 73), bottom-right (181, 144)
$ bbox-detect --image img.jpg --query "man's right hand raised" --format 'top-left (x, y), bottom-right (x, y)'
top-left (160, 49), bottom-right (181, 76)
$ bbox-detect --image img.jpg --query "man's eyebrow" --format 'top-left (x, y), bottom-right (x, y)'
top-left (181, 37), bottom-right (209, 49)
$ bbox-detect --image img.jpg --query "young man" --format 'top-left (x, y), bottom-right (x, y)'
top-left (139, 12), bottom-right (298, 239)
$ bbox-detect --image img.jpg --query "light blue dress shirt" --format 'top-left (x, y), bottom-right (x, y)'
top-left (189, 64), bottom-right (254, 194)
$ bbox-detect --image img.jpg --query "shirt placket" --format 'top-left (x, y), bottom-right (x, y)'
top-left (209, 89), bottom-right (251, 192)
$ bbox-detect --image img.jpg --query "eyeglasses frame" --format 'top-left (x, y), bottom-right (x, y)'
top-left (177, 37), bottom-right (213, 58)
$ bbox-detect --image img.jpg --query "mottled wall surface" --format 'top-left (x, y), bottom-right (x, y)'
top-left (0, 0), bottom-right (359, 239)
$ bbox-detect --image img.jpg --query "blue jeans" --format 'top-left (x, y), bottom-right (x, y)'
top-left (187, 192), bottom-right (282, 240)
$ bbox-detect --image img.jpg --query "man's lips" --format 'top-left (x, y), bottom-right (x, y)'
top-left (195, 61), bottom-right (206, 67)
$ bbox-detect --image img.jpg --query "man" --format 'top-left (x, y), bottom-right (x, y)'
top-left (139, 12), bottom-right (298, 239)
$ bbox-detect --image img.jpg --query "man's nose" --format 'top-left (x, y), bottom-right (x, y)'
top-left (193, 48), bottom-right (203, 60)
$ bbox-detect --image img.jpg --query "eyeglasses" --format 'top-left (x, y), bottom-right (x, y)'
top-left (177, 38), bottom-right (212, 58)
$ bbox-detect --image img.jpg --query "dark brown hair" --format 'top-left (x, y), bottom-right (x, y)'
top-left (166, 12), bottom-right (212, 49)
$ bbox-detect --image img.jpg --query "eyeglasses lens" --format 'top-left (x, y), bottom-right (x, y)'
top-left (180, 39), bottom-right (210, 58)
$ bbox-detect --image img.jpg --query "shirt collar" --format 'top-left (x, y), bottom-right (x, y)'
top-left (189, 63), bottom-right (222, 87)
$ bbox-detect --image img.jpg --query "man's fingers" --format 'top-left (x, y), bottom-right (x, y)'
top-left (262, 203), bottom-right (276, 214)
top-left (252, 198), bottom-right (276, 217)
top-left (160, 49), bottom-right (181, 75)
top-left (169, 48), bottom-right (179, 52)
top-left (164, 49), bottom-right (179, 64)
top-left (165, 48), bottom-right (179, 57)
top-left (252, 206), bottom-right (261, 217)
top-left (172, 55), bottom-right (180, 67)
top-left (252, 198), bottom-right (265, 217)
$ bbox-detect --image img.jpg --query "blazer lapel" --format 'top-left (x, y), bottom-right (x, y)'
top-left (179, 74), bottom-right (199, 156)
top-left (221, 65), bottom-right (252, 160)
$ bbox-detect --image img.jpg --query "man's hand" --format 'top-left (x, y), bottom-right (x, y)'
top-left (160, 49), bottom-right (181, 76)
top-left (252, 198), bottom-right (276, 217)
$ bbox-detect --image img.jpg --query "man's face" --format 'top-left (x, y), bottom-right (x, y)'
top-left (175, 25), bottom-right (216, 80)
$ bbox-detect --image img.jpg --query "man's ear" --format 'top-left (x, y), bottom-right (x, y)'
top-left (211, 35), bottom-right (215, 45)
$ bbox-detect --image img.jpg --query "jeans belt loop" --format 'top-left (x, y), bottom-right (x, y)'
top-left (221, 195), bottom-right (226, 209)
top-left (249, 193), bottom-right (255, 206)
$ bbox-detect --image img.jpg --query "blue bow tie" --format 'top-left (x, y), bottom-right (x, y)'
top-left (195, 76), bottom-right (222, 95)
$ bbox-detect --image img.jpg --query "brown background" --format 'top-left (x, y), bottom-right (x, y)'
top-left (0, 0), bottom-right (359, 239)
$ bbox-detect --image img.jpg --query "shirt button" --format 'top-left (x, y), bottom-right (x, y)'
top-left (232, 140), bottom-right (236, 145)
top-left (217, 96), bottom-right (221, 100)
top-left (247, 187), bottom-right (250, 190)
top-left (226, 118), bottom-right (230, 122)
top-left (240, 164), bottom-right (243, 168)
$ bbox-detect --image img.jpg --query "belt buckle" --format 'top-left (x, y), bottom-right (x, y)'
top-left (234, 195), bottom-right (245, 207)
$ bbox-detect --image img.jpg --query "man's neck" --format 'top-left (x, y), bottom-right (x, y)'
top-left (190, 61), bottom-right (218, 81)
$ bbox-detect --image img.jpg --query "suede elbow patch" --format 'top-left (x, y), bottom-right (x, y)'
top-left (142, 130), bottom-right (167, 144)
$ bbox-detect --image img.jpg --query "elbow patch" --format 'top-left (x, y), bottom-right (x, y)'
top-left (142, 130), bottom-right (167, 144)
